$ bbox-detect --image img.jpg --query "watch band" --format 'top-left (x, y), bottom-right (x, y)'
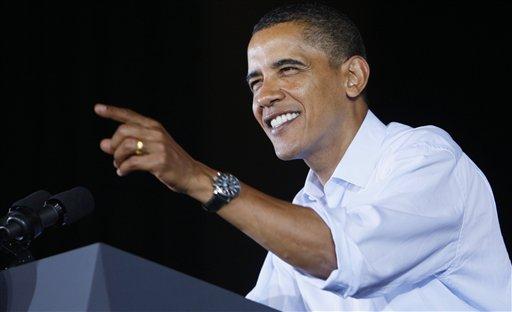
top-left (202, 194), bottom-right (229, 212)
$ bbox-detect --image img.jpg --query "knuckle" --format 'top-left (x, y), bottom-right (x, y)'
top-left (116, 138), bottom-right (127, 151)
top-left (118, 124), bottom-right (130, 134)
top-left (154, 130), bottom-right (165, 141)
top-left (149, 120), bottom-right (162, 129)
top-left (155, 142), bottom-right (166, 153)
top-left (115, 139), bottom-right (133, 156)
top-left (113, 150), bottom-right (124, 162)
top-left (124, 161), bottom-right (134, 171)
top-left (121, 158), bottom-right (135, 171)
top-left (125, 137), bottom-right (137, 147)
top-left (156, 154), bottom-right (167, 165)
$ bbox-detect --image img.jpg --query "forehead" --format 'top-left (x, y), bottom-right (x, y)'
top-left (247, 22), bottom-right (323, 70)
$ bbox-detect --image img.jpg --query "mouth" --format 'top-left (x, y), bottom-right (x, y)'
top-left (264, 111), bottom-right (301, 131)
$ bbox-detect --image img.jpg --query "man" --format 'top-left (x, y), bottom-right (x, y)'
top-left (95, 3), bottom-right (511, 311)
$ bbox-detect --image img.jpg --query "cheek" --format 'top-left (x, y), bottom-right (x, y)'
top-left (286, 76), bottom-right (322, 117)
top-left (287, 72), bottom-right (328, 102)
top-left (296, 77), bottom-right (341, 131)
top-left (252, 102), bottom-right (263, 124)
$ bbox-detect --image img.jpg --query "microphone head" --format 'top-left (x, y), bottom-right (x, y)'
top-left (11, 190), bottom-right (52, 211)
top-left (47, 187), bottom-right (94, 225)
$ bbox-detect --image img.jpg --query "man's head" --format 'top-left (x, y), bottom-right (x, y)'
top-left (247, 3), bottom-right (370, 161)
top-left (253, 3), bottom-right (366, 67)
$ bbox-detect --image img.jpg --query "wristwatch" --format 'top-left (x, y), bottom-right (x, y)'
top-left (202, 172), bottom-right (241, 212)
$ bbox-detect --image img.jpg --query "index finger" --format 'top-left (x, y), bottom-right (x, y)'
top-left (94, 103), bottom-right (160, 128)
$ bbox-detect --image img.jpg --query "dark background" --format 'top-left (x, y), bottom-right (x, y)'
top-left (1, 0), bottom-right (510, 296)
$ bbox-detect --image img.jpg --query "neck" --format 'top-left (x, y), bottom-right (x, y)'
top-left (304, 101), bottom-right (368, 185)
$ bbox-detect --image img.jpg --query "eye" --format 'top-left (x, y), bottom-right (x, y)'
top-left (280, 66), bottom-right (299, 75)
top-left (250, 79), bottom-right (262, 91)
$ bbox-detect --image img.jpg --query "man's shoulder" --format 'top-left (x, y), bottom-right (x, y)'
top-left (381, 121), bottom-right (463, 160)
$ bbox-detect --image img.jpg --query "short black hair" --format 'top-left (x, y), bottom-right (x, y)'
top-left (253, 2), bottom-right (367, 66)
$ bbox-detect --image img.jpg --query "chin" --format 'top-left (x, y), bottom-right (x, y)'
top-left (274, 145), bottom-right (301, 161)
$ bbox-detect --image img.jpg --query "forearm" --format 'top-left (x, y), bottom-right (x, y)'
top-left (94, 104), bottom-right (336, 278)
top-left (188, 162), bottom-right (337, 279)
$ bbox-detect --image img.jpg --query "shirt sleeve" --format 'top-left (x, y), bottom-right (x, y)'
top-left (296, 142), bottom-right (464, 299)
top-left (246, 252), bottom-right (308, 310)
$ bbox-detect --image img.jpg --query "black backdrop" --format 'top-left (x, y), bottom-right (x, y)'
top-left (1, 0), bottom-right (510, 296)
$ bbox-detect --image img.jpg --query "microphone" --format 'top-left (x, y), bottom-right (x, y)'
top-left (0, 187), bottom-right (94, 245)
top-left (10, 190), bottom-right (52, 210)
top-left (42, 186), bottom-right (94, 227)
top-left (0, 190), bottom-right (52, 243)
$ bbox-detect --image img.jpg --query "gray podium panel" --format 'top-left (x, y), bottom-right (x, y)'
top-left (0, 243), bottom-right (275, 311)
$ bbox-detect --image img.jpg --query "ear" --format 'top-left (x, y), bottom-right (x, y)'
top-left (342, 56), bottom-right (370, 98)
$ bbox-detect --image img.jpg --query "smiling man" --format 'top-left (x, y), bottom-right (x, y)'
top-left (247, 20), bottom-right (368, 184)
top-left (95, 3), bottom-right (511, 311)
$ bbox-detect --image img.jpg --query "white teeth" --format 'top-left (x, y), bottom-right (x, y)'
top-left (269, 112), bottom-right (299, 129)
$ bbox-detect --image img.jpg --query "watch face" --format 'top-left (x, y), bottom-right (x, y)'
top-left (214, 173), bottom-right (241, 199)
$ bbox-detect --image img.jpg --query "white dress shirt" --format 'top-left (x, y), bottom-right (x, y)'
top-left (246, 110), bottom-right (511, 311)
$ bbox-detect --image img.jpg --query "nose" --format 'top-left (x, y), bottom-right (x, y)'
top-left (255, 79), bottom-right (285, 107)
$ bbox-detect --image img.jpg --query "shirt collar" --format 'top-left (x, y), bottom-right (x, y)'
top-left (302, 109), bottom-right (387, 199)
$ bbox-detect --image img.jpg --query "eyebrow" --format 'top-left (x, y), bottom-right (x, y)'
top-left (246, 58), bottom-right (307, 84)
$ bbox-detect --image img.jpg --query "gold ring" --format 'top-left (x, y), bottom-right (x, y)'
top-left (135, 140), bottom-right (144, 156)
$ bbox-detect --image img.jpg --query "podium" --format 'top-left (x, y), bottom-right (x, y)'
top-left (0, 243), bottom-right (274, 311)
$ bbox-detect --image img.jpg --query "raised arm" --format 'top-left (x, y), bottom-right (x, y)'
top-left (94, 103), bottom-right (337, 279)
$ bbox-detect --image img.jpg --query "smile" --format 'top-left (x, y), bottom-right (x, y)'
top-left (270, 112), bottom-right (300, 129)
